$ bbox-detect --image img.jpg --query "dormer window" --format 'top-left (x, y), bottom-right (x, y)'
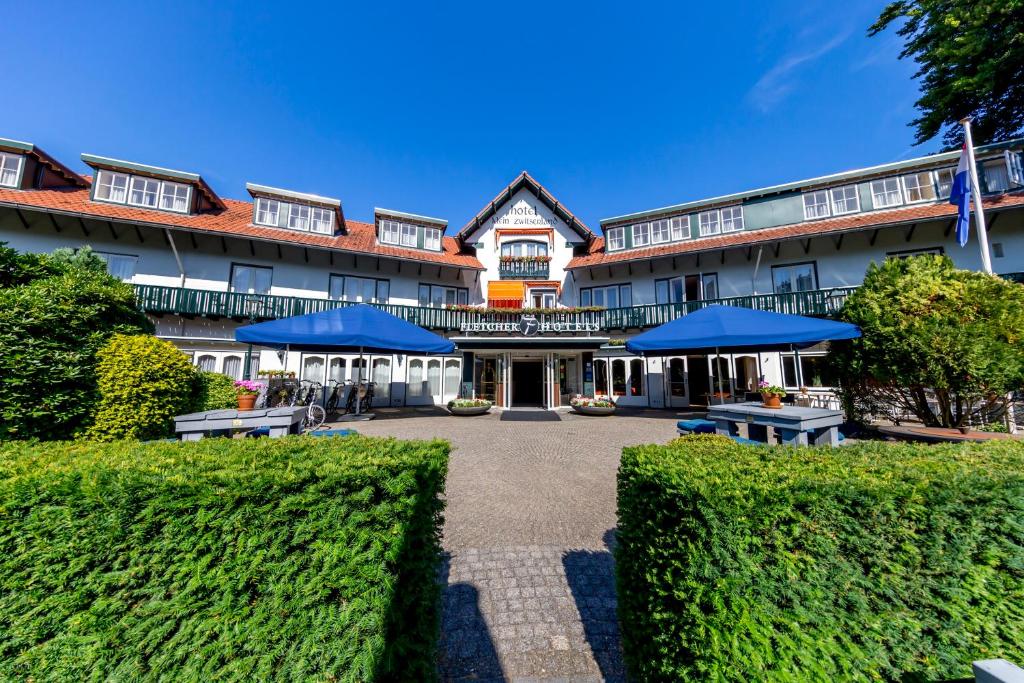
top-left (248, 184), bottom-right (339, 235)
top-left (424, 227), bottom-right (442, 251)
top-left (161, 182), bottom-right (190, 212)
top-left (375, 209), bottom-right (447, 251)
top-left (288, 203), bottom-right (310, 230)
top-left (129, 176), bottom-right (160, 208)
top-left (400, 223), bottom-right (417, 247)
top-left (93, 169), bottom-right (192, 214)
top-left (95, 171), bottom-right (129, 202)
top-left (310, 207), bottom-right (334, 234)
top-left (255, 197), bottom-right (279, 225)
top-left (0, 152), bottom-right (24, 188)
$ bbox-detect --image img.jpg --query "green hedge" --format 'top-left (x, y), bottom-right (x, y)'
top-left (617, 434), bottom-right (1024, 682)
top-left (0, 436), bottom-right (448, 681)
top-left (191, 371), bottom-right (239, 412)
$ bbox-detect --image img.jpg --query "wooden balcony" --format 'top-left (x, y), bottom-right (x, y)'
top-left (133, 284), bottom-right (857, 333)
top-left (497, 259), bottom-right (550, 279)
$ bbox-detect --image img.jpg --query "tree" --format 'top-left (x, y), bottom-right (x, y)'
top-left (826, 255), bottom-right (1024, 428)
top-left (869, 0), bottom-right (1024, 148)
top-left (0, 244), bottom-right (153, 440)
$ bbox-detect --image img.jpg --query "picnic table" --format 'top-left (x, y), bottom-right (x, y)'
top-left (706, 401), bottom-right (845, 446)
top-left (174, 406), bottom-right (307, 441)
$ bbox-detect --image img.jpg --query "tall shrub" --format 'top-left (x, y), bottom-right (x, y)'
top-left (191, 371), bottom-right (238, 412)
top-left (0, 246), bottom-right (152, 439)
top-left (87, 334), bottom-right (196, 441)
top-left (826, 255), bottom-right (1024, 427)
top-left (0, 435), bottom-right (449, 681)
top-left (617, 434), bottom-right (1024, 681)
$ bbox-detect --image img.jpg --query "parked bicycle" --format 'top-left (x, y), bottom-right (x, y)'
top-left (298, 380), bottom-right (326, 431)
top-left (325, 379), bottom-right (344, 414)
top-left (343, 380), bottom-right (375, 414)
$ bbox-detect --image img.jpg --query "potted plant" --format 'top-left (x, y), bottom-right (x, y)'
top-left (234, 380), bottom-right (262, 411)
top-left (757, 380), bottom-right (786, 409)
top-left (570, 394), bottom-right (616, 416)
top-left (447, 398), bottom-right (492, 416)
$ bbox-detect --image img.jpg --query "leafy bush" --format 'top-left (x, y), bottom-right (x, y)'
top-left (827, 255), bottom-right (1024, 427)
top-left (87, 334), bottom-right (196, 441)
top-left (0, 435), bottom-right (448, 681)
top-left (0, 246), bottom-right (153, 440)
top-left (191, 371), bottom-right (239, 412)
top-left (617, 434), bottom-right (1024, 681)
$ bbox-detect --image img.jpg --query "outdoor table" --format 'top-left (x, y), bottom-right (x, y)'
top-left (174, 406), bottom-right (307, 441)
top-left (706, 401), bottom-right (844, 446)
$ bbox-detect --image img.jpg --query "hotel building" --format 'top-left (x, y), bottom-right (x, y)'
top-left (1, 136), bottom-right (1022, 409)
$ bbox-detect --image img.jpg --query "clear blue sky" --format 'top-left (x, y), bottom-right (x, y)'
top-left (0, 0), bottom-right (926, 233)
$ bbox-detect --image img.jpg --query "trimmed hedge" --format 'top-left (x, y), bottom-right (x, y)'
top-left (617, 434), bottom-right (1024, 682)
top-left (0, 435), bottom-right (448, 681)
top-left (191, 371), bottom-right (240, 412)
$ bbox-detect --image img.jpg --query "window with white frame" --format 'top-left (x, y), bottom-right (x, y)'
top-left (698, 210), bottom-right (720, 236)
top-left (870, 177), bottom-right (903, 208)
top-left (529, 287), bottom-right (557, 308)
top-left (501, 240), bottom-right (548, 257)
top-left (606, 227), bottom-right (625, 250)
top-left (901, 171), bottom-right (937, 203)
top-left (651, 219), bottom-right (671, 243)
top-left (670, 216), bottom-right (690, 240)
top-left (400, 223), bottom-right (417, 247)
top-left (94, 170), bottom-right (129, 203)
top-left (287, 203), bottom-right (310, 230)
top-left (0, 152), bottom-right (24, 188)
top-left (230, 264), bottom-right (272, 295)
top-left (632, 222), bottom-right (651, 247)
top-left (128, 176), bottom-right (160, 208)
top-left (981, 159), bottom-right (1010, 193)
top-left (423, 227), bottom-right (442, 251)
top-left (310, 206), bottom-right (334, 234)
top-left (94, 252), bottom-right (138, 281)
top-left (380, 219), bottom-right (400, 244)
top-left (159, 181), bottom-right (190, 213)
top-left (830, 185), bottom-right (860, 215)
top-left (580, 283), bottom-right (631, 308)
top-left (772, 262), bottom-right (817, 294)
top-left (935, 168), bottom-right (956, 198)
top-left (655, 276), bottom-right (684, 304)
top-left (802, 190), bottom-right (831, 220)
top-left (720, 206), bottom-right (744, 232)
top-left (329, 274), bottom-right (390, 303)
top-left (255, 197), bottom-right (280, 226)
top-left (419, 283), bottom-right (468, 307)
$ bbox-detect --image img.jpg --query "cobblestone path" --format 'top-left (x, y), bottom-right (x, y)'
top-left (350, 407), bottom-right (684, 681)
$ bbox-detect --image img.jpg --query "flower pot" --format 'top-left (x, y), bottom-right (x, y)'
top-left (761, 394), bottom-right (782, 409)
top-left (957, 425), bottom-right (971, 435)
top-left (448, 405), bottom-right (491, 416)
top-left (237, 394), bottom-right (257, 411)
top-left (573, 405), bottom-right (616, 416)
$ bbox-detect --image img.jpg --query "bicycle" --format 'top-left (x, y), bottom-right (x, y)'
top-left (325, 379), bottom-right (344, 414)
top-left (299, 380), bottom-right (326, 431)
top-left (343, 380), bottom-right (375, 415)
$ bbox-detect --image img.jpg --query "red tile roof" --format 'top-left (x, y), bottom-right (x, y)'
top-left (0, 184), bottom-right (483, 269)
top-left (567, 192), bottom-right (1024, 269)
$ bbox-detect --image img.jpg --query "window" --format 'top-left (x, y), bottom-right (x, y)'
top-left (629, 358), bottom-right (644, 396)
top-left (530, 288), bottom-right (557, 308)
top-left (655, 276), bottom-right (685, 304)
top-left (720, 206), bottom-right (744, 232)
top-left (632, 222), bottom-right (651, 247)
top-left (329, 358), bottom-right (347, 382)
top-left (400, 223), bottom-right (417, 247)
top-left (581, 284), bottom-right (631, 308)
top-left (95, 170), bottom-right (129, 203)
top-left (901, 171), bottom-right (937, 203)
top-left (302, 356), bottom-right (325, 383)
top-left (701, 273), bottom-right (719, 300)
top-left (611, 359), bottom-right (627, 396)
top-left (698, 210), bottom-right (720, 236)
top-left (380, 219), bottom-right (400, 244)
top-left (887, 247), bottom-right (943, 260)
top-left (0, 152), bottom-right (23, 188)
top-left (606, 227), bottom-right (625, 251)
top-left (423, 227), bottom-right (442, 251)
top-left (223, 356), bottom-right (242, 380)
top-left (196, 355), bottom-right (216, 372)
top-left (830, 185), bottom-right (860, 215)
top-left (310, 206), bottom-right (334, 234)
top-left (935, 168), bottom-right (955, 198)
top-left (982, 159), bottom-right (1010, 193)
top-left (501, 240), bottom-right (548, 257)
top-left (802, 190), bottom-right (830, 220)
top-left (651, 219), bottom-right (671, 244)
top-left (420, 284), bottom-right (467, 307)
top-left (230, 264), bottom-right (272, 295)
top-left (373, 358), bottom-right (392, 402)
top-left (255, 197), bottom-right (280, 226)
top-left (594, 359), bottom-right (608, 395)
top-left (159, 181), bottom-right (190, 212)
top-left (781, 354), bottom-right (828, 389)
top-left (95, 252), bottom-right (138, 281)
top-left (670, 216), bottom-right (690, 240)
top-left (288, 203), bottom-right (310, 230)
top-left (329, 275), bottom-right (389, 303)
top-left (870, 177), bottom-right (903, 208)
top-left (772, 262), bottom-right (817, 294)
top-left (128, 176), bottom-right (160, 208)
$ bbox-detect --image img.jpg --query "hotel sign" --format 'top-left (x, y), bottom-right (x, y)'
top-left (460, 314), bottom-right (600, 335)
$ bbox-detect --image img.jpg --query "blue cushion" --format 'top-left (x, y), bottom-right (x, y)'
top-left (308, 429), bottom-right (358, 437)
top-left (730, 435), bottom-right (767, 446)
top-left (676, 419), bottom-right (717, 434)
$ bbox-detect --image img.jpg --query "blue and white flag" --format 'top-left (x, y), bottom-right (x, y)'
top-left (949, 144), bottom-right (972, 247)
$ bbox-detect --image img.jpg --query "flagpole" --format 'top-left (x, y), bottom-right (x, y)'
top-left (960, 118), bottom-right (994, 275)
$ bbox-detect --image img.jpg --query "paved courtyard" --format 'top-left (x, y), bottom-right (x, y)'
top-left (349, 407), bottom-right (687, 681)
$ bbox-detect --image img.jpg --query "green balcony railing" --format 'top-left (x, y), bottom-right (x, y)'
top-left (134, 284), bottom-right (857, 333)
top-left (498, 260), bottom-right (550, 279)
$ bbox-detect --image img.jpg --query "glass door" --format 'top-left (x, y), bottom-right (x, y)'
top-left (407, 357), bottom-right (431, 406)
top-left (443, 358), bottom-right (461, 402)
top-left (666, 357), bottom-right (688, 407)
top-left (427, 359), bottom-right (443, 404)
top-left (371, 357), bottom-right (391, 406)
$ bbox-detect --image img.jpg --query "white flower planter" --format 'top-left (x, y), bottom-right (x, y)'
top-left (572, 405), bottom-right (616, 416)
top-left (448, 405), bottom-right (491, 416)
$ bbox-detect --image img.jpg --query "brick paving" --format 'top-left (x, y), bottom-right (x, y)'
top-left (348, 407), bottom-right (686, 681)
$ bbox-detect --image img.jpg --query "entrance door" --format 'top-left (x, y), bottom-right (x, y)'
top-left (511, 360), bottom-right (544, 407)
top-left (686, 356), bottom-right (711, 406)
top-left (666, 357), bottom-right (688, 407)
top-left (443, 358), bottom-right (461, 402)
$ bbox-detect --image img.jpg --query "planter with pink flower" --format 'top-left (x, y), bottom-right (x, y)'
top-left (234, 380), bottom-right (263, 411)
top-left (570, 394), bottom-right (616, 416)
top-left (757, 380), bottom-right (787, 409)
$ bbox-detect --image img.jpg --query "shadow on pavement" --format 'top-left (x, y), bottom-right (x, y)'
top-left (562, 529), bottom-right (627, 682)
top-left (499, 409), bottom-right (562, 422)
top-left (437, 554), bottom-right (506, 682)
